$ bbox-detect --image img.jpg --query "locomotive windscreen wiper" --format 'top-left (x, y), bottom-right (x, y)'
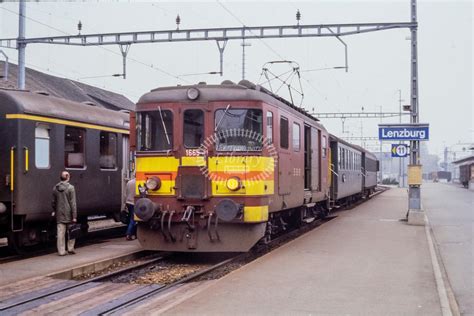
top-left (214, 104), bottom-right (231, 132)
top-left (158, 106), bottom-right (170, 145)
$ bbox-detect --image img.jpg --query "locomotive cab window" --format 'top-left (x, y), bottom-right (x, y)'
top-left (35, 124), bottom-right (50, 169)
top-left (293, 122), bottom-right (300, 151)
top-left (214, 108), bottom-right (263, 151)
top-left (65, 127), bottom-right (86, 168)
top-left (184, 109), bottom-right (204, 148)
top-left (137, 109), bottom-right (173, 151)
top-left (266, 111), bottom-right (273, 144)
top-left (100, 131), bottom-right (117, 169)
top-left (280, 116), bottom-right (289, 149)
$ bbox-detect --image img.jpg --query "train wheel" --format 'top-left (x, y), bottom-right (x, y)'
top-left (79, 218), bottom-right (89, 234)
top-left (7, 232), bottom-right (26, 255)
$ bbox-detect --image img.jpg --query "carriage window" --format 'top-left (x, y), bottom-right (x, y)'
top-left (266, 111), bottom-right (273, 144)
top-left (280, 116), bottom-right (289, 149)
top-left (137, 109), bottom-right (173, 151)
top-left (100, 131), bottom-right (117, 169)
top-left (184, 109), bottom-right (204, 148)
top-left (65, 127), bottom-right (86, 168)
top-left (35, 124), bottom-right (50, 169)
top-left (338, 148), bottom-right (342, 169)
top-left (215, 108), bottom-right (263, 151)
top-left (293, 123), bottom-right (300, 151)
top-left (342, 149), bottom-right (345, 170)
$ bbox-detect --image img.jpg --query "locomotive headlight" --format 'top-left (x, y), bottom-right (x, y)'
top-left (145, 176), bottom-right (161, 191)
top-left (226, 176), bottom-right (241, 191)
top-left (186, 87), bottom-right (200, 100)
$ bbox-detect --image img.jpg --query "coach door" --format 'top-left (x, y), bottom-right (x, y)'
top-left (310, 127), bottom-right (321, 191)
top-left (303, 125), bottom-right (311, 190)
top-left (121, 134), bottom-right (130, 207)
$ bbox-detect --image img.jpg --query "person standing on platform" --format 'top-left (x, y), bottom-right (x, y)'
top-left (52, 171), bottom-right (77, 256)
top-left (125, 177), bottom-right (137, 240)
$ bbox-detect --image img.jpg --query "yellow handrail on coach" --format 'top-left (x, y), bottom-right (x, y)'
top-left (10, 147), bottom-right (14, 191)
top-left (24, 146), bottom-right (29, 173)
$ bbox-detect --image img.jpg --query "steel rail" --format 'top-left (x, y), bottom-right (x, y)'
top-left (0, 254), bottom-right (168, 312)
top-left (99, 256), bottom-right (237, 315)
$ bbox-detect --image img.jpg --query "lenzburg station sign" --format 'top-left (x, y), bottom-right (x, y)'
top-left (378, 123), bottom-right (429, 141)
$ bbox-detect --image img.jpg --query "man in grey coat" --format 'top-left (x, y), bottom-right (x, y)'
top-left (52, 171), bottom-right (77, 256)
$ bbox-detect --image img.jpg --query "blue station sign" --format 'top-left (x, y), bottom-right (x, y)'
top-left (378, 123), bottom-right (429, 141)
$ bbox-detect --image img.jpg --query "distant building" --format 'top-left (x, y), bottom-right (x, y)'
top-left (0, 61), bottom-right (134, 111)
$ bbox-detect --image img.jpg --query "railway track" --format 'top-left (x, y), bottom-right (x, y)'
top-left (0, 188), bottom-right (387, 315)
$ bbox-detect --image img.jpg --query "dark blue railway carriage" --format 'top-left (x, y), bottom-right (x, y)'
top-left (329, 135), bottom-right (379, 205)
top-left (0, 89), bottom-right (130, 250)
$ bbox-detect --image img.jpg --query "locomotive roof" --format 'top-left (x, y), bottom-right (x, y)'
top-left (138, 80), bottom-right (325, 128)
top-left (0, 89), bottom-right (129, 130)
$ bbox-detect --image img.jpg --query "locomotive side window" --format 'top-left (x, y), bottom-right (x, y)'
top-left (184, 109), bottom-right (204, 148)
top-left (137, 110), bottom-right (173, 151)
top-left (65, 127), bottom-right (86, 168)
top-left (35, 124), bottom-right (50, 169)
top-left (266, 111), bottom-right (273, 144)
top-left (100, 131), bottom-right (117, 169)
top-left (214, 108), bottom-right (263, 151)
top-left (293, 122), bottom-right (300, 151)
top-left (280, 116), bottom-right (289, 149)
top-left (322, 135), bottom-right (327, 158)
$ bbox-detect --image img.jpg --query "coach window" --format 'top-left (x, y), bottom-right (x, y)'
top-left (65, 126), bottom-right (86, 168)
top-left (280, 116), bottom-right (289, 149)
top-left (100, 131), bottom-right (117, 169)
top-left (184, 109), bottom-right (204, 148)
top-left (293, 123), bottom-right (300, 151)
top-left (35, 124), bottom-right (50, 169)
top-left (137, 110), bottom-right (173, 151)
top-left (266, 111), bottom-right (273, 144)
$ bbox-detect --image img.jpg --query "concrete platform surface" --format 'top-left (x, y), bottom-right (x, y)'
top-left (423, 182), bottom-right (473, 315)
top-left (165, 189), bottom-right (443, 315)
top-left (0, 237), bottom-right (140, 286)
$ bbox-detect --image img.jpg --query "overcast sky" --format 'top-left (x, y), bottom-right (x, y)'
top-left (0, 0), bottom-right (472, 156)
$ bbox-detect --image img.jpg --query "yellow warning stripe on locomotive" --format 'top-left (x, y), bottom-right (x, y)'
top-left (136, 156), bottom-right (180, 172)
top-left (208, 156), bottom-right (275, 196)
top-left (207, 156), bottom-right (275, 172)
top-left (136, 156), bottom-right (179, 195)
top-left (134, 155), bottom-right (275, 196)
top-left (244, 205), bottom-right (269, 222)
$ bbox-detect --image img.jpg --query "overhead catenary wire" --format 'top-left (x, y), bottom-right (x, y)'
top-left (215, 0), bottom-right (332, 109)
top-left (0, 5), bottom-right (189, 84)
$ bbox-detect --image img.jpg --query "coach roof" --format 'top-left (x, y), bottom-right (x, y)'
top-left (0, 89), bottom-right (129, 130)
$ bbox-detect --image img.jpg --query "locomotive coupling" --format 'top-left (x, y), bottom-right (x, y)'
top-left (215, 199), bottom-right (242, 221)
top-left (134, 198), bottom-right (159, 221)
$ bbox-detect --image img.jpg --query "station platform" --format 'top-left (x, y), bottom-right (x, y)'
top-left (0, 237), bottom-right (141, 286)
top-left (163, 188), bottom-right (447, 315)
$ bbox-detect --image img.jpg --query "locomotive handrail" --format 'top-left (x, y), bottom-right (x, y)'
top-left (330, 163), bottom-right (339, 177)
top-left (23, 146), bottom-right (29, 173)
top-left (360, 167), bottom-right (367, 177)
